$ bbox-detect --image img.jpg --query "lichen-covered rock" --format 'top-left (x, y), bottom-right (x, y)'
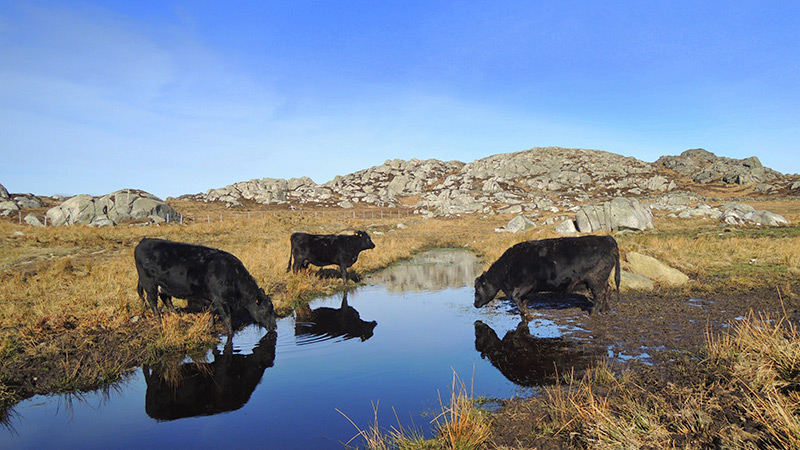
top-left (506, 215), bottom-right (537, 233)
top-left (575, 198), bottom-right (653, 232)
top-left (619, 271), bottom-right (655, 291)
top-left (555, 219), bottom-right (577, 235)
top-left (46, 190), bottom-right (179, 226)
top-left (626, 252), bottom-right (689, 286)
top-left (24, 213), bottom-right (45, 227)
top-left (721, 202), bottom-right (788, 226)
top-left (656, 148), bottom-right (781, 185)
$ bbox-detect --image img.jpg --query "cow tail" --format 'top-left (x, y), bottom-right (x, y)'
top-left (614, 243), bottom-right (621, 303)
top-left (286, 246), bottom-right (293, 273)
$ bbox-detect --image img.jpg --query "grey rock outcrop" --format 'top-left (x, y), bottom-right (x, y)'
top-left (46, 190), bottom-right (179, 226)
top-left (656, 148), bottom-right (781, 185)
top-left (555, 219), bottom-right (578, 235)
top-left (575, 198), bottom-right (654, 233)
top-left (0, 200), bottom-right (19, 216)
top-left (24, 214), bottom-right (45, 227)
top-left (721, 202), bottom-right (788, 227)
top-left (495, 215), bottom-right (537, 233)
top-left (0, 184), bottom-right (46, 215)
top-left (182, 147), bottom-right (794, 217)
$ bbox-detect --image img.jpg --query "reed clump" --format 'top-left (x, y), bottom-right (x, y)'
top-left (340, 371), bottom-right (490, 450)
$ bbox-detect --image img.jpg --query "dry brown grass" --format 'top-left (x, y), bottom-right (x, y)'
top-left (1, 199), bottom-right (799, 433)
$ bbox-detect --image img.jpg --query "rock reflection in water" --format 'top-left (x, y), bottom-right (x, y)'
top-left (367, 249), bottom-right (483, 292)
top-left (143, 331), bottom-right (277, 421)
top-left (474, 321), bottom-right (592, 386)
top-left (295, 293), bottom-right (377, 342)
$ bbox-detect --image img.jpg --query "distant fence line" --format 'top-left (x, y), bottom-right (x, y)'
top-left (18, 207), bottom-right (415, 227)
top-left (189, 207), bottom-right (415, 224)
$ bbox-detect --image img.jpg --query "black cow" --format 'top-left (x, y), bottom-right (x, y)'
top-left (143, 331), bottom-right (277, 421)
top-left (134, 238), bottom-right (276, 335)
top-left (286, 231), bottom-right (375, 285)
top-left (474, 235), bottom-right (620, 320)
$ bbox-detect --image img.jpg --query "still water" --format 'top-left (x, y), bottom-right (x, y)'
top-left (3, 250), bottom-right (594, 449)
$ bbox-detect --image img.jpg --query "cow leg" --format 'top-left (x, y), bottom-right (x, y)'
top-left (587, 281), bottom-right (609, 314)
top-left (159, 293), bottom-right (176, 313)
top-left (339, 264), bottom-right (349, 287)
top-left (211, 300), bottom-right (234, 336)
top-left (136, 282), bottom-right (146, 306)
top-left (145, 287), bottom-right (162, 322)
top-left (511, 296), bottom-right (534, 322)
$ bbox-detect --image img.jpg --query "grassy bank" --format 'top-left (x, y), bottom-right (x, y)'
top-left (1, 203), bottom-right (799, 440)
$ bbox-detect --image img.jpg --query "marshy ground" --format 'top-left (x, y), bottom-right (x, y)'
top-left (1, 199), bottom-right (800, 448)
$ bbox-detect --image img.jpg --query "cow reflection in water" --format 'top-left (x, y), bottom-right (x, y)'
top-left (143, 331), bottom-right (277, 421)
top-left (295, 292), bottom-right (377, 342)
top-left (474, 321), bottom-right (591, 386)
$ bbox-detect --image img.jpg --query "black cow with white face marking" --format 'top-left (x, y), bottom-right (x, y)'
top-left (134, 238), bottom-right (276, 335)
top-left (286, 231), bottom-right (375, 285)
top-left (474, 235), bottom-right (620, 320)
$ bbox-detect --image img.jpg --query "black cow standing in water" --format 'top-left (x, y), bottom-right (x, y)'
top-left (143, 331), bottom-right (277, 421)
top-left (286, 231), bottom-right (375, 286)
top-left (295, 292), bottom-right (377, 342)
top-left (474, 235), bottom-right (620, 320)
top-left (134, 238), bottom-right (277, 335)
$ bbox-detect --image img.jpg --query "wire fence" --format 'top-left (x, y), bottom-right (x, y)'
top-left (17, 207), bottom-right (416, 227)
top-left (189, 207), bottom-right (415, 224)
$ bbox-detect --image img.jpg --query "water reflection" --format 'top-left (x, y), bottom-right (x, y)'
top-left (366, 249), bottom-right (483, 292)
top-left (295, 293), bottom-right (377, 343)
top-left (142, 331), bottom-right (277, 421)
top-left (474, 321), bottom-right (592, 386)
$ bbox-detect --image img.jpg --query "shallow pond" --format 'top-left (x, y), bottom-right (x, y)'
top-left (2, 249), bottom-right (597, 449)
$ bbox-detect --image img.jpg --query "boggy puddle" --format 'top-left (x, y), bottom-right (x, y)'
top-left (3, 248), bottom-right (751, 448)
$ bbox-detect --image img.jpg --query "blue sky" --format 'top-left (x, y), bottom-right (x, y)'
top-left (1, 1), bottom-right (798, 199)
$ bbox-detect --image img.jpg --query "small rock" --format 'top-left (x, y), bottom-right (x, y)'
top-left (555, 219), bottom-right (577, 235)
top-left (619, 271), bottom-right (655, 291)
top-left (627, 252), bottom-right (689, 286)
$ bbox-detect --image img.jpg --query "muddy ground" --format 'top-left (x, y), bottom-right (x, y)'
top-left (484, 279), bottom-right (800, 448)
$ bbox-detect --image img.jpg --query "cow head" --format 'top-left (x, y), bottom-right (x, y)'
top-left (248, 288), bottom-right (277, 332)
top-left (355, 230), bottom-right (375, 250)
top-left (474, 273), bottom-right (499, 308)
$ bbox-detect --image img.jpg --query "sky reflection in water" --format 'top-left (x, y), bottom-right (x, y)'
top-left (3, 249), bottom-right (594, 449)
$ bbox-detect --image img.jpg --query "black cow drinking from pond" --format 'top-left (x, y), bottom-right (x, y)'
top-left (474, 235), bottom-right (620, 320)
top-left (134, 238), bottom-right (277, 335)
top-left (286, 231), bottom-right (375, 286)
top-left (295, 292), bottom-right (377, 342)
top-left (143, 331), bottom-right (277, 421)
top-left (474, 321), bottom-right (592, 386)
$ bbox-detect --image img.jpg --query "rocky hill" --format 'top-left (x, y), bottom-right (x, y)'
top-left (3, 147), bottom-right (798, 226)
top-left (179, 147), bottom-right (800, 216)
